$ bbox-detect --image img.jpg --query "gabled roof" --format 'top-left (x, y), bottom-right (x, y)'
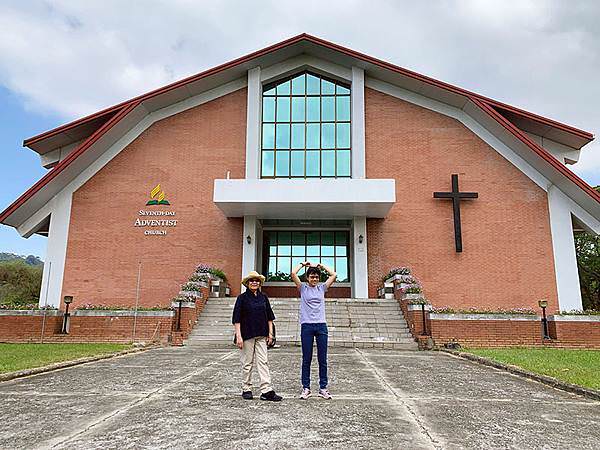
top-left (2, 33), bottom-right (599, 227)
top-left (24, 33), bottom-right (593, 154)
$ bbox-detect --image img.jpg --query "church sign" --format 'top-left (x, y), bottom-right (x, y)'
top-left (134, 184), bottom-right (178, 236)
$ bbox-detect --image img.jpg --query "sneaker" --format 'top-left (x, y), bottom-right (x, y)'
top-left (318, 388), bottom-right (332, 399)
top-left (260, 390), bottom-right (282, 402)
top-left (241, 391), bottom-right (253, 400)
top-left (299, 388), bottom-right (311, 400)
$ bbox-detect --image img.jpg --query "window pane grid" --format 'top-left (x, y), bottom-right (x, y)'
top-left (264, 231), bottom-right (350, 282)
top-left (261, 72), bottom-right (351, 178)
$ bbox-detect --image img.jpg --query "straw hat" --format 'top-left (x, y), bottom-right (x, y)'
top-left (241, 270), bottom-right (266, 287)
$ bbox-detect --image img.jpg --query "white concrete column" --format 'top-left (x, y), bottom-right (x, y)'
top-left (351, 66), bottom-right (366, 179)
top-left (245, 67), bottom-right (261, 179)
top-left (241, 215), bottom-right (258, 292)
top-left (353, 216), bottom-right (368, 298)
top-left (547, 185), bottom-right (583, 311)
top-left (39, 191), bottom-right (73, 308)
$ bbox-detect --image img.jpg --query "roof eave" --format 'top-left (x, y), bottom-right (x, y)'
top-left (23, 33), bottom-right (593, 155)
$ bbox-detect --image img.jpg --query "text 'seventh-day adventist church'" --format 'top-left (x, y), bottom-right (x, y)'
top-left (2, 35), bottom-right (599, 347)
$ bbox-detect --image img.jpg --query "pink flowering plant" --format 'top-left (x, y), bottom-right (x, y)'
top-left (77, 303), bottom-right (170, 311)
top-left (171, 293), bottom-right (199, 304)
top-left (559, 309), bottom-right (600, 315)
top-left (188, 273), bottom-right (210, 283)
top-left (431, 306), bottom-right (537, 315)
top-left (382, 267), bottom-right (411, 282)
top-left (0, 303), bottom-right (57, 310)
top-left (404, 285), bottom-right (423, 294)
top-left (181, 282), bottom-right (203, 292)
top-left (407, 298), bottom-right (429, 305)
top-left (195, 264), bottom-right (227, 281)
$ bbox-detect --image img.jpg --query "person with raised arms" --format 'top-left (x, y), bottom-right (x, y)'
top-left (291, 261), bottom-right (336, 400)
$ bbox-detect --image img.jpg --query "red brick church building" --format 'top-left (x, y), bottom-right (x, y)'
top-left (2, 35), bottom-right (599, 346)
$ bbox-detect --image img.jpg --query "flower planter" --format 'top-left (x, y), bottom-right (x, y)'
top-left (385, 274), bottom-right (407, 284)
top-left (171, 300), bottom-right (197, 309)
top-left (549, 314), bottom-right (600, 322)
top-left (429, 313), bottom-right (538, 321)
top-left (396, 282), bottom-right (415, 291)
top-left (402, 293), bottom-right (424, 301)
top-left (378, 282), bottom-right (394, 299)
top-left (407, 303), bottom-right (432, 311)
top-left (179, 290), bottom-right (202, 298)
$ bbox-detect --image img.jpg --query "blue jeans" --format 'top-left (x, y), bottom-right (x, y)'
top-left (301, 322), bottom-right (328, 389)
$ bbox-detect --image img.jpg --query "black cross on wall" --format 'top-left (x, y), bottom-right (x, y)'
top-left (433, 174), bottom-right (478, 252)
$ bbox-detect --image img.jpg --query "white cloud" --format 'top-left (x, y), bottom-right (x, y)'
top-left (0, 0), bottom-right (598, 182)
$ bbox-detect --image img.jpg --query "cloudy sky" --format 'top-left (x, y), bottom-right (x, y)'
top-left (1, 0), bottom-right (599, 258)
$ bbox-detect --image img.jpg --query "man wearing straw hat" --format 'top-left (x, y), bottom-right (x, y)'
top-left (232, 270), bottom-right (282, 401)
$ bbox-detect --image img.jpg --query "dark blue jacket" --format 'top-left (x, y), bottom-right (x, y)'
top-left (232, 290), bottom-right (275, 340)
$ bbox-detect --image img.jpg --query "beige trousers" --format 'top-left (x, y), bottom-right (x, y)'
top-left (240, 336), bottom-right (272, 393)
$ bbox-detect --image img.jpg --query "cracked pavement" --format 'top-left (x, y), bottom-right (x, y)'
top-left (0, 346), bottom-right (598, 449)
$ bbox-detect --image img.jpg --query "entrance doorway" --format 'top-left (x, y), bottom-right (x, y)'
top-left (259, 219), bottom-right (352, 297)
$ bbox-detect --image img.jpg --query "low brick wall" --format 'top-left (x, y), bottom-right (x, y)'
top-left (392, 288), bottom-right (600, 348)
top-left (0, 285), bottom-right (211, 346)
top-left (427, 314), bottom-right (600, 349)
top-left (429, 314), bottom-right (544, 347)
top-left (0, 310), bottom-right (174, 344)
top-left (547, 315), bottom-right (600, 349)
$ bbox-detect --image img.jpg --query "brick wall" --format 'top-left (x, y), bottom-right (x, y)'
top-left (365, 87), bottom-right (559, 313)
top-left (422, 315), bottom-right (600, 348)
top-left (1, 286), bottom-right (210, 346)
top-left (61, 88), bottom-right (247, 310)
top-left (430, 317), bottom-right (544, 348)
top-left (547, 318), bottom-right (600, 349)
top-left (0, 312), bottom-right (173, 344)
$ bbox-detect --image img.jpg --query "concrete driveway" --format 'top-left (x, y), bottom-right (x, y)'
top-left (0, 346), bottom-right (598, 449)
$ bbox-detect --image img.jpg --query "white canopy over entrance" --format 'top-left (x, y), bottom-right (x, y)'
top-left (213, 178), bottom-right (396, 218)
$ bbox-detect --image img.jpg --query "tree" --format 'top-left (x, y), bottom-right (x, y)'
top-left (575, 231), bottom-right (600, 310)
top-left (0, 260), bottom-right (43, 305)
top-left (574, 185), bottom-right (600, 311)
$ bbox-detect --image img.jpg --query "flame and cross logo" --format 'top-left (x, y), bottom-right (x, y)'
top-left (146, 184), bottom-right (170, 206)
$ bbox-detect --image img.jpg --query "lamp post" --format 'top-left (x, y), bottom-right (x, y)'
top-left (176, 297), bottom-right (183, 332)
top-left (421, 303), bottom-right (429, 336)
top-left (61, 296), bottom-right (73, 334)
top-left (538, 299), bottom-right (549, 340)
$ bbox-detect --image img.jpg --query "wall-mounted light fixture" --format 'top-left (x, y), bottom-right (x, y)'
top-left (358, 234), bottom-right (364, 244)
top-left (246, 235), bottom-right (252, 244)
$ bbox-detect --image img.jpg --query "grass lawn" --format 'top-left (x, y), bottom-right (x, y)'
top-left (465, 347), bottom-right (600, 390)
top-left (0, 343), bottom-right (132, 374)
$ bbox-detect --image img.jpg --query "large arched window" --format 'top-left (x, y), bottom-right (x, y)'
top-left (261, 72), bottom-right (351, 178)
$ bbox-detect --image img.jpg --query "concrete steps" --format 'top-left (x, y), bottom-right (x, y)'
top-left (185, 297), bottom-right (418, 350)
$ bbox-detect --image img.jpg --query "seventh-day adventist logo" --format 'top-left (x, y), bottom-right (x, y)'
top-left (146, 184), bottom-right (170, 206)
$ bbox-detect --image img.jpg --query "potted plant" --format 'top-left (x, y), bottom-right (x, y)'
top-left (188, 273), bottom-right (210, 287)
top-left (180, 282), bottom-right (203, 298)
top-left (402, 284), bottom-right (424, 300)
top-left (382, 267), bottom-right (411, 283)
top-left (195, 264), bottom-right (228, 298)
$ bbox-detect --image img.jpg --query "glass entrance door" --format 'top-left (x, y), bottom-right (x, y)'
top-left (263, 230), bottom-right (350, 282)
